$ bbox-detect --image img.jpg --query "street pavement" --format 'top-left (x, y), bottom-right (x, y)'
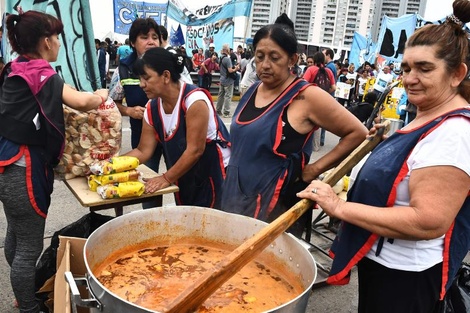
top-left (0, 99), bottom-right (358, 312)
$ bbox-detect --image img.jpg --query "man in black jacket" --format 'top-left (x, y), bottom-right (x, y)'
top-left (348, 92), bottom-right (378, 125)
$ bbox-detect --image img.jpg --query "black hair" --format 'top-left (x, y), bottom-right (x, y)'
top-left (364, 92), bottom-right (377, 104)
top-left (312, 51), bottom-right (325, 66)
top-left (323, 48), bottom-right (335, 60)
top-left (274, 13), bottom-right (294, 29)
top-left (253, 13), bottom-right (297, 56)
top-left (128, 18), bottom-right (161, 53)
top-left (6, 10), bottom-right (63, 55)
top-left (133, 47), bottom-right (185, 82)
top-left (158, 25), bottom-right (168, 41)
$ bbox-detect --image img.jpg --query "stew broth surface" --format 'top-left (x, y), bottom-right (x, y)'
top-left (93, 238), bottom-right (304, 312)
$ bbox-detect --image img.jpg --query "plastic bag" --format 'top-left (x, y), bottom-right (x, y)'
top-left (35, 212), bottom-right (114, 292)
top-left (437, 262), bottom-right (470, 312)
top-left (97, 181), bottom-right (145, 199)
top-left (89, 156), bottom-right (139, 175)
top-left (88, 169), bottom-right (141, 191)
top-left (54, 97), bottom-right (122, 179)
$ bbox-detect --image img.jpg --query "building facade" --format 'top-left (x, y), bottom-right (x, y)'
top-left (244, 0), bottom-right (428, 50)
top-left (247, 0), bottom-right (290, 39)
top-left (288, 0), bottom-right (375, 48)
top-left (370, 0), bottom-right (427, 40)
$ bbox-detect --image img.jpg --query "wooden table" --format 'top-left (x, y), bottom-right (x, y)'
top-left (63, 164), bottom-right (179, 216)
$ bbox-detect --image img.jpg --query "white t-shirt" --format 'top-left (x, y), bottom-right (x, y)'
top-left (346, 72), bottom-right (357, 89)
top-left (349, 115), bottom-right (470, 271)
top-left (357, 76), bottom-right (368, 96)
top-left (373, 71), bottom-right (393, 93)
top-left (240, 57), bottom-right (257, 89)
top-left (144, 85), bottom-right (230, 166)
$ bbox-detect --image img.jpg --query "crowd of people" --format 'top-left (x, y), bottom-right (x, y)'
top-left (300, 52), bottom-right (400, 106)
top-left (95, 24), bottom-right (403, 124)
top-left (1, 1), bottom-right (469, 313)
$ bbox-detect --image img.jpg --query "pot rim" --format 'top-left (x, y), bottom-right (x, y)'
top-left (84, 206), bottom-right (317, 312)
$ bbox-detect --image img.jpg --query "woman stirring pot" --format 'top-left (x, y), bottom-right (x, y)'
top-left (298, 1), bottom-right (470, 311)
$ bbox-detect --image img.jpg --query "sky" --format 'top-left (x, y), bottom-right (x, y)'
top-left (423, 0), bottom-right (454, 20)
top-left (89, 0), bottom-right (460, 42)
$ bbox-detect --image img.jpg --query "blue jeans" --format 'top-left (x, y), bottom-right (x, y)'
top-left (216, 83), bottom-right (234, 115)
top-left (234, 72), bottom-right (240, 89)
top-left (197, 74), bottom-right (204, 88)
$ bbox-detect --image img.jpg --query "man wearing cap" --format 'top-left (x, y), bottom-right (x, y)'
top-left (205, 43), bottom-right (216, 59)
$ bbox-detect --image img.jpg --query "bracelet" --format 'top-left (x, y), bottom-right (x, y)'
top-left (162, 172), bottom-right (171, 184)
top-left (96, 93), bottom-right (106, 104)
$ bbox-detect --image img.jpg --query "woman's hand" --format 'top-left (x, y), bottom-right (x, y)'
top-left (367, 122), bottom-right (389, 141)
top-left (94, 88), bottom-right (109, 101)
top-left (301, 163), bottom-right (322, 183)
top-left (127, 106), bottom-right (145, 120)
top-left (143, 176), bottom-right (170, 193)
top-left (296, 180), bottom-right (345, 218)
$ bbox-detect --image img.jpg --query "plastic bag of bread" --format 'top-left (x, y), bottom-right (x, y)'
top-left (96, 181), bottom-right (145, 199)
top-left (55, 97), bottom-right (122, 179)
top-left (89, 156), bottom-right (140, 176)
top-left (88, 169), bottom-right (141, 191)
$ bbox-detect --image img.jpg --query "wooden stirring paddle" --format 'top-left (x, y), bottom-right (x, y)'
top-left (164, 120), bottom-right (391, 313)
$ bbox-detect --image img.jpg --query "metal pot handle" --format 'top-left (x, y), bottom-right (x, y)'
top-left (64, 271), bottom-right (103, 312)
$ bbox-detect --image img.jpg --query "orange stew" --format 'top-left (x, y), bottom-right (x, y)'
top-left (93, 239), bottom-right (304, 312)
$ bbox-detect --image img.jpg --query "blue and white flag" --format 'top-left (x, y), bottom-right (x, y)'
top-left (113, 0), bottom-right (168, 35)
top-left (173, 18), bottom-right (234, 56)
top-left (376, 14), bottom-right (417, 63)
top-left (349, 32), bottom-right (376, 68)
top-left (167, 0), bottom-right (252, 26)
top-left (5, 0), bottom-right (100, 91)
top-left (416, 14), bottom-right (470, 32)
top-left (170, 24), bottom-right (185, 47)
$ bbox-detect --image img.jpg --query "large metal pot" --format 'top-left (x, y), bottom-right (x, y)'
top-left (67, 206), bottom-right (317, 312)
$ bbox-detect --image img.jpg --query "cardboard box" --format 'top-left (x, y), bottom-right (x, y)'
top-left (54, 236), bottom-right (89, 313)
